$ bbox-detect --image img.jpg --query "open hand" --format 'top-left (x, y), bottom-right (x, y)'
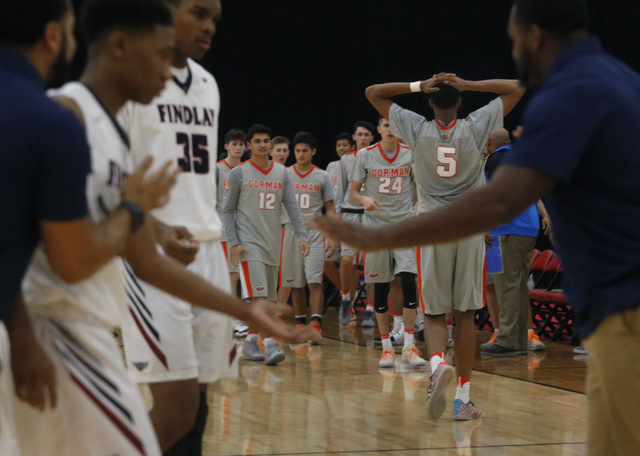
top-left (247, 300), bottom-right (320, 343)
top-left (122, 156), bottom-right (180, 212)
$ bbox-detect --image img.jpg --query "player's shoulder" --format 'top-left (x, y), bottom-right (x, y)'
top-left (399, 142), bottom-right (410, 149)
top-left (187, 59), bottom-right (217, 86)
top-left (365, 143), bottom-right (378, 151)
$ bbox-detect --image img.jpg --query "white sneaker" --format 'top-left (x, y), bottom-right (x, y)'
top-left (390, 322), bottom-right (405, 346)
top-left (264, 341), bottom-right (286, 366)
top-left (234, 321), bottom-right (249, 338)
top-left (402, 344), bottom-right (427, 367)
top-left (242, 338), bottom-right (265, 361)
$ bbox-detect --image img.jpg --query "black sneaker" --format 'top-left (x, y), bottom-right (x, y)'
top-left (480, 342), bottom-right (527, 357)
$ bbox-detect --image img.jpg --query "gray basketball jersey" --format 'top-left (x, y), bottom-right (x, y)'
top-left (338, 150), bottom-right (365, 211)
top-left (389, 97), bottom-right (503, 214)
top-left (223, 160), bottom-right (306, 265)
top-left (352, 141), bottom-right (415, 227)
top-left (286, 165), bottom-right (334, 221)
top-left (216, 159), bottom-right (235, 241)
top-left (325, 160), bottom-right (341, 214)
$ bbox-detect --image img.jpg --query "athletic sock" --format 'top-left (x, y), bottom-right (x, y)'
top-left (381, 334), bottom-right (392, 351)
top-left (311, 314), bottom-right (322, 322)
top-left (393, 315), bottom-right (403, 331)
top-left (366, 303), bottom-right (374, 313)
top-left (446, 322), bottom-right (454, 338)
top-left (341, 291), bottom-right (350, 301)
top-left (404, 329), bottom-right (415, 348)
top-left (429, 352), bottom-right (445, 373)
top-left (455, 377), bottom-right (471, 403)
top-left (295, 315), bottom-right (307, 325)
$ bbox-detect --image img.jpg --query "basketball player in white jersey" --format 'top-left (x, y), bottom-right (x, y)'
top-left (117, 0), bottom-right (263, 453)
top-left (279, 132), bottom-right (336, 340)
top-left (223, 124), bottom-right (310, 365)
top-left (15, 2), bottom-right (314, 455)
top-left (218, 129), bottom-right (247, 337)
top-left (312, 73), bottom-right (524, 420)
top-left (349, 118), bottom-right (425, 368)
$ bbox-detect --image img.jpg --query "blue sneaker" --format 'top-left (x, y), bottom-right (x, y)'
top-left (453, 399), bottom-right (482, 421)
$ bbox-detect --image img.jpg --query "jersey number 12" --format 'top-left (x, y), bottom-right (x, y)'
top-left (177, 132), bottom-right (209, 174)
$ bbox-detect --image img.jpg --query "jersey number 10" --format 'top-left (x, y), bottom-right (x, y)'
top-left (177, 132), bottom-right (209, 174)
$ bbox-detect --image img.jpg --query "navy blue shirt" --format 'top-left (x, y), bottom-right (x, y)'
top-left (485, 145), bottom-right (539, 238)
top-left (504, 37), bottom-right (640, 338)
top-left (0, 48), bottom-right (91, 320)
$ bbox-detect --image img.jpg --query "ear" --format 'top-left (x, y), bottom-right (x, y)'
top-left (312, 148), bottom-right (317, 156)
top-left (457, 98), bottom-right (462, 108)
top-left (428, 99), bottom-right (434, 109)
top-left (224, 143), bottom-right (230, 151)
top-left (377, 125), bottom-right (382, 134)
top-left (106, 30), bottom-right (129, 59)
top-left (42, 21), bottom-right (63, 56)
top-left (527, 24), bottom-right (543, 52)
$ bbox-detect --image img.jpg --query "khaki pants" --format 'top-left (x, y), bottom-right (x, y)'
top-left (494, 235), bottom-right (536, 350)
top-left (584, 306), bottom-right (640, 456)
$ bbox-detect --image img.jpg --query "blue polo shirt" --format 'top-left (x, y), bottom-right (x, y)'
top-left (503, 37), bottom-right (640, 339)
top-left (485, 145), bottom-right (539, 238)
top-left (0, 48), bottom-right (91, 320)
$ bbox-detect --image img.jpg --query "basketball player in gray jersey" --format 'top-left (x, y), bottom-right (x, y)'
top-left (223, 124), bottom-right (310, 365)
top-left (279, 132), bottom-right (336, 340)
top-left (313, 73), bottom-right (524, 420)
top-left (350, 117), bottom-right (425, 368)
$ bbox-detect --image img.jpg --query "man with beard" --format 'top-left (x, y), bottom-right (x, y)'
top-left (0, 1), bottom-right (176, 454)
top-left (313, 0), bottom-right (640, 452)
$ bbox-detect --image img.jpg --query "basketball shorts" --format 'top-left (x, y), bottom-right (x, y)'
top-left (221, 240), bottom-right (239, 273)
top-left (340, 212), bottom-right (363, 259)
top-left (13, 318), bottom-right (161, 456)
top-left (417, 234), bottom-right (485, 315)
top-left (0, 323), bottom-right (20, 456)
top-left (238, 260), bottom-right (278, 302)
top-left (121, 240), bottom-right (238, 384)
top-left (325, 242), bottom-right (341, 262)
top-left (364, 246), bottom-right (417, 283)
top-left (279, 225), bottom-right (324, 287)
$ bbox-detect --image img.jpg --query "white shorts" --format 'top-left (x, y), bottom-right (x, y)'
top-left (13, 318), bottom-right (161, 456)
top-left (279, 225), bottom-right (324, 287)
top-left (364, 246), bottom-right (417, 283)
top-left (417, 234), bottom-right (485, 315)
top-left (0, 323), bottom-right (20, 456)
top-left (121, 240), bottom-right (238, 384)
top-left (238, 260), bottom-right (278, 301)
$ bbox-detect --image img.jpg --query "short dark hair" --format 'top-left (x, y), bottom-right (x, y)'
top-left (353, 120), bottom-right (375, 135)
top-left (336, 132), bottom-right (355, 146)
top-left (513, 0), bottom-right (589, 37)
top-left (81, 0), bottom-right (173, 45)
top-left (246, 124), bottom-right (271, 142)
top-left (0, 0), bottom-right (69, 47)
top-left (224, 129), bottom-right (246, 144)
top-left (429, 83), bottom-right (462, 109)
top-left (293, 131), bottom-right (317, 150)
top-left (271, 136), bottom-right (290, 147)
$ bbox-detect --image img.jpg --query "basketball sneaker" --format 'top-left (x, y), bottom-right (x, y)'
top-left (309, 320), bottom-right (322, 345)
top-left (339, 299), bottom-right (352, 327)
top-left (378, 349), bottom-right (397, 368)
top-left (528, 331), bottom-right (545, 351)
top-left (242, 337), bottom-right (265, 362)
top-left (390, 323), bottom-right (405, 346)
top-left (427, 363), bottom-right (454, 420)
top-left (361, 310), bottom-right (376, 328)
top-left (233, 321), bottom-right (249, 338)
top-left (453, 399), bottom-right (482, 420)
top-left (264, 340), bottom-right (286, 366)
top-left (480, 331), bottom-right (498, 351)
top-left (402, 344), bottom-right (427, 367)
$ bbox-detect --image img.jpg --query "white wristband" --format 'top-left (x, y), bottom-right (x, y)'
top-left (409, 81), bottom-right (422, 93)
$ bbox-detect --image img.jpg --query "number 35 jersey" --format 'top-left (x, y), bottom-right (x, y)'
top-left (119, 59), bottom-right (222, 241)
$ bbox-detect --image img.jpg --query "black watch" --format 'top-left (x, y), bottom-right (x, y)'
top-left (117, 200), bottom-right (145, 233)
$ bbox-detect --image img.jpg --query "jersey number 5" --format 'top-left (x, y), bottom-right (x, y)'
top-left (436, 146), bottom-right (457, 178)
top-left (258, 192), bottom-right (276, 210)
top-left (177, 132), bottom-right (209, 174)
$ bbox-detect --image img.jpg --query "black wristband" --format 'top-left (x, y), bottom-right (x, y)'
top-left (117, 200), bottom-right (145, 233)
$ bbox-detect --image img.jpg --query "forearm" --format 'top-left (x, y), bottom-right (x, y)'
top-left (349, 186), bottom-right (365, 206)
top-left (365, 82), bottom-right (413, 100)
top-left (462, 79), bottom-right (521, 95)
top-left (6, 295), bottom-right (38, 349)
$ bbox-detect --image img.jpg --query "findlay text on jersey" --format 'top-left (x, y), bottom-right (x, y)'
top-left (157, 103), bottom-right (216, 126)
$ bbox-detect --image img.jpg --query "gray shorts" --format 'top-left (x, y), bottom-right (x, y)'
top-left (279, 225), bottom-right (324, 287)
top-left (340, 211), bottom-right (363, 258)
top-left (364, 246), bottom-right (417, 283)
top-left (239, 260), bottom-right (278, 301)
top-left (417, 234), bottom-right (485, 315)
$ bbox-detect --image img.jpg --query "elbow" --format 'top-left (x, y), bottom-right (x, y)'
top-left (365, 85), bottom-right (377, 102)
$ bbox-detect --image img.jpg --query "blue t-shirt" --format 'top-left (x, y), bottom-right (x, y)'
top-left (503, 37), bottom-right (640, 339)
top-left (0, 48), bottom-right (91, 320)
top-left (485, 145), bottom-right (539, 238)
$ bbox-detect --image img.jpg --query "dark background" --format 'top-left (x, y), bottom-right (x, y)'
top-left (71, 0), bottom-right (639, 169)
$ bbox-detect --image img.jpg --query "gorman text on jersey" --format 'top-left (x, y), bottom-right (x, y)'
top-left (371, 167), bottom-right (411, 178)
top-left (248, 180), bottom-right (283, 190)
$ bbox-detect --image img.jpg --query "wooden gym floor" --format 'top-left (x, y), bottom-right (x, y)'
top-left (200, 311), bottom-right (588, 456)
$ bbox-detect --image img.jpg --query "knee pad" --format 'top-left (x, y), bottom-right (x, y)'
top-left (374, 282), bottom-right (390, 313)
top-left (400, 272), bottom-right (418, 308)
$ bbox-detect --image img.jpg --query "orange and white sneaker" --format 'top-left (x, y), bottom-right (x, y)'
top-left (378, 349), bottom-right (397, 368)
top-left (309, 320), bottom-right (322, 345)
top-left (402, 344), bottom-right (427, 367)
top-left (453, 399), bottom-right (482, 420)
top-left (528, 331), bottom-right (545, 351)
top-left (487, 331), bottom-right (497, 344)
top-left (427, 363), bottom-right (454, 420)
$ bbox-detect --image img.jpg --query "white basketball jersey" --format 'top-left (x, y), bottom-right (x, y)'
top-left (119, 59), bottom-right (222, 241)
top-left (22, 82), bottom-right (130, 329)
